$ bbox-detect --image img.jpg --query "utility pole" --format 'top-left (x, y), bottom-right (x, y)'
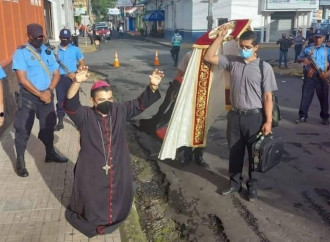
top-left (207, 0), bottom-right (213, 31)
top-left (201, 0), bottom-right (217, 31)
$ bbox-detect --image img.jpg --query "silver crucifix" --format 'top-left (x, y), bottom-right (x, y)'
top-left (103, 163), bottom-right (110, 175)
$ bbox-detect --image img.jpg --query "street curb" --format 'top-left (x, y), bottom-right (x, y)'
top-left (119, 201), bottom-right (148, 242)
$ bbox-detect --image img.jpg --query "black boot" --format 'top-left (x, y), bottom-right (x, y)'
top-left (180, 147), bottom-right (193, 166)
top-left (16, 156), bottom-right (29, 177)
top-left (55, 117), bottom-right (64, 131)
top-left (45, 148), bottom-right (68, 163)
top-left (195, 155), bottom-right (208, 167)
top-left (194, 148), bottom-right (208, 167)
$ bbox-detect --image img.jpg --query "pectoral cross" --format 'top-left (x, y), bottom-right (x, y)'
top-left (103, 163), bottom-right (110, 175)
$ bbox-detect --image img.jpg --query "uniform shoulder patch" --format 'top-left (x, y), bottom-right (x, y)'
top-left (17, 45), bottom-right (26, 49)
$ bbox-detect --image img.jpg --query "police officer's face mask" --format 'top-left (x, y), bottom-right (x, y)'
top-left (60, 38), bottom-right (70, 46)
top-left (29, 35), bottom-right (44, 49)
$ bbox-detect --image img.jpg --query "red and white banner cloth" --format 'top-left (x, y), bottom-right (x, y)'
top-left (159, 19), bottom-right (252, 160)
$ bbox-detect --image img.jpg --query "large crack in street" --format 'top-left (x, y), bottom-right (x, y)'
top-left (127, 124), bottom-right (230, 241)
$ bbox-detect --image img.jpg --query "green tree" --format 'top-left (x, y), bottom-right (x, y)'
top-left (91, 0), bottom-right (117, 21)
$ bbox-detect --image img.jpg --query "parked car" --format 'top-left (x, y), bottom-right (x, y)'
top-left (94, 26), bottom-right (111, 41)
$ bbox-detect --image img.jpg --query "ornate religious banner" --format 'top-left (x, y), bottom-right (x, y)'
top-left (158, 19), bottom-right (252, 160)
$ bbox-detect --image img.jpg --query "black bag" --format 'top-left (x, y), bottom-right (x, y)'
top-left (259, 60), bottom-right (281, 127)
top-left (250, 132), bottom-right (284, 173)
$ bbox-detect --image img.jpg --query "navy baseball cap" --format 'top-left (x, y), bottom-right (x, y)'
top-left (60, 29), bottom-right (71, 38)
top-left (314, 29), bottom-right (326, 37)
top-left (27, 23), bottom-right (43, 38)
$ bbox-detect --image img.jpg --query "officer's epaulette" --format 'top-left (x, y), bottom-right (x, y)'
top-left (17, 45), bottom-right (26, 49)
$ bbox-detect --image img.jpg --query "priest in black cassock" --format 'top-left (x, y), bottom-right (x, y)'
top-left (63, 68), bottom-right (164, 237)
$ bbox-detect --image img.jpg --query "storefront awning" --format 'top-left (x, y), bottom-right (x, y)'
top-left (142, 13), bottom-right (151, 21)
top-left (143, 10), bottom-right (164, 21)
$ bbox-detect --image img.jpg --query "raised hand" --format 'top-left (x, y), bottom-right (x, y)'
top-left (149, 69), bottom-right (164, 88)
top-left (217, 25), bottom-right (229, 39)
top-left (75, 66), bottom-right (90, 83)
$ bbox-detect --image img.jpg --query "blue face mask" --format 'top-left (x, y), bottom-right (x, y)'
top-left (239, 48), bottom-right (254, 59)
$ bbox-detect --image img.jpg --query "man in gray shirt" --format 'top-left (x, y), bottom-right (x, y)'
top-left (293, 31), bottom-right (306, 63)
top-left (204, 29), bottom-right (278, 201)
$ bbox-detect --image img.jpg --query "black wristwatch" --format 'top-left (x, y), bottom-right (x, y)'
top-left (0, 112), bottom-right (4, 117)
top-left (47, 88), bottom-right (54, 94)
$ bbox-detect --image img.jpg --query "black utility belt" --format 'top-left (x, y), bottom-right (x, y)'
top-left (231, 107), bottom-right (261, 115)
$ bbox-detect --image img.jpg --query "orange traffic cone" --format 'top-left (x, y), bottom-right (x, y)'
top-left (154, 50), bottom-right (160, 66)
top-left (113, 51), bottom-right (120, 68)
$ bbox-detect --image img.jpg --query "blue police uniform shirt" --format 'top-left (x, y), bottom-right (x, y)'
top-left (57, 43), bottom-right (84, 75)
top-left (299, 43), bottom-right (330, 72)
top-left (171, 33), bottom-right (183, 47)
top-left (12, 43), bottom-right (59, 91)
top-left (0, 66), bottom-right (6, 80)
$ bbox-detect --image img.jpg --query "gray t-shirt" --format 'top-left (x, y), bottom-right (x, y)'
top-left (218, 55), bottom-right (278, 110)
top-left (177, 51), bottom-right (192, 73)
top-left (294, 35), bottom-right (306, 46)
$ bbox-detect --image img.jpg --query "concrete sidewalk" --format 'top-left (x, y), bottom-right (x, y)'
top-left (0, 80), bottom-right (121, 242)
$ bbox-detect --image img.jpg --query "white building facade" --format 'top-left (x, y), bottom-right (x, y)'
top-left (44, 0), bottom-right (75, 41)
top-left (159, 0), bottom-right (319, 43)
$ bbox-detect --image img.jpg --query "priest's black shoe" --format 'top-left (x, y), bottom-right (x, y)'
top-left (16, 156), bottom-right (29, 177)
top-left (322, 119), bottom-right (329, 125)
top-left (195, 156), bottom-right (208, 167)
top-left (55, 121), bottom-right (64, 131)
top-left (248, 189), bottom-right (258, 202)
top-left (295, 117), bottom-right (306, 124)
top-left (45, 150), bottom-right (68, 163)
top-left (221, 186), bottom-right (242, 196)
top-left (17, 167), bottom-right (29, 177)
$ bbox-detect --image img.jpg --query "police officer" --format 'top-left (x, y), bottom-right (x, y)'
top-left (55, 29), bottom-right (84, 130)
top-left (0, 66), bottom-right (6, 127)
top-left (171, 29), bottom-right (183, 67)
top-left (296, 28), bottom-right (330, 125)
top-left (12, 23), bottom-right (68, 177)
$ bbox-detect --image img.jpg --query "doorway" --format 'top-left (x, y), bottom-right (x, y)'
top-left (44, 0), bottom-right (54, 39)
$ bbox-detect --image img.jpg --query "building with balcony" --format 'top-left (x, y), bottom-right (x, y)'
top-left (147, 0), bottom-right (320, 43)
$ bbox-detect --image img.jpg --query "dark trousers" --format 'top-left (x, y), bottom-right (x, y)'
top-left (56, 75), bottom-right (72, 119)
top-left (279, 49), bottom-right (288, 67)
top-left (298, 75), bottom-right (329, 120)
top-left (171, 46), bottom-right (180, 66)
top-left (72, 36), bottom-right (79, 47)
top-left (139, 80), bottom-right (180, 134)
top-left (183, 147), bottom-right (204, 160)
top-left (294, 45), bottom-right (303, 62)
top-left (153, 80), bottom-right (180, 122)
top-left (88, 34), bottom-right (94, 44)
top-left (226, 110), bottom-right (264, 190)
top-left (14, 89), bottom-right (56, 157)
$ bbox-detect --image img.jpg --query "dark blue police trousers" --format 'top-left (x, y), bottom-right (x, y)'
top-left (298, 75), bottom-right (329, 120)
top-left (56, 75), bottom-right (72, 119)
top-left (14, 88), bottom-right (56, 157)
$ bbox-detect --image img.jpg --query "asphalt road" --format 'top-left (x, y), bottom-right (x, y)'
top-left (84, 37), bottom-right (330, 242)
